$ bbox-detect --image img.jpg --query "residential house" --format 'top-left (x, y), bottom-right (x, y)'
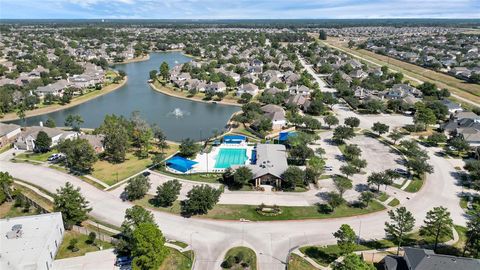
top-left (349, 69), bottom-right (368, 79)
top-left (289, 85), bottom-right (311, 96)
top-left (441, 99), bottom-right (463, 114)
top-left (79, 134), bottom-right (105, 153)
top-left (34, 80), bottom-right (70, 98)
top-left (382, 247), bottom-right (480, 270)
top-left (237, 83), bottom-right (259, 97)
top-left (0, 123), bottom-right (21, 148)
top-left (285, 94), bottom-right (311, 111)
top-left (442, 111), bottom-right (480, 146)
top-left (206, 82), bottom-right (227, 93)
top-left (261, 104), bottom-right (287, 129)
top-left (14, 126), bottom-right (77, 151)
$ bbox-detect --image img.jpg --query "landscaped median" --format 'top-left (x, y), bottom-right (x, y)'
top-left (135, 195), bottom-right (386, 221)
top-left (221, 246), bottom-right (257, 270)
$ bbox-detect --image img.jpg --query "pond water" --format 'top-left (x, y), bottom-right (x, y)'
top-left (10, 52), bottom-right (240, 141)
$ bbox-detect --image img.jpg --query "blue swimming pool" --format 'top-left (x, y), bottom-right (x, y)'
top-left (214, 148), bottom-right (248, 169)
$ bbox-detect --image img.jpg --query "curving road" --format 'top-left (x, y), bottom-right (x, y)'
top-left (0, 137), bottom-right (466, 270)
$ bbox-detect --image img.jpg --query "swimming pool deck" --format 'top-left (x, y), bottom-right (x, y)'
top-left (192, 143), bottom-right (254, 173)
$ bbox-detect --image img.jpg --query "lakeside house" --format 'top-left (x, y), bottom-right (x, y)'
top-left (14, 126), bottom-right (78, 151)
top-left (237, 83), bottom-right (259, 97)
top-left (0, 123), bottom-right (21, 148)
top-left (260, 104), bottom-right (287, 129)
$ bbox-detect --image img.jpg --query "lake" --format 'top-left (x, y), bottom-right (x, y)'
top-left (10, 52), bottom-right (240, 141)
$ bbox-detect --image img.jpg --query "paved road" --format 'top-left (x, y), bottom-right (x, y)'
top-left (0, 139), bottom-right (466, 270)
top-left (297, 55), bottom-right (336, 93)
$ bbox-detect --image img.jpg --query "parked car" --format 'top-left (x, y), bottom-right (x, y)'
top-left (115, 256), bottom-right (132, 267)
top-left (324, 165), bottom-right (333, 172)
top-left (142, 171), bottom-right (151, 177)
top-left (394, 168), bottom-right (408, 175)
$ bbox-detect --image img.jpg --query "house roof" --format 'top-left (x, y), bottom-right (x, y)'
top-left (404, 247), bottom-right (480, 270)
top-left (166, 156), bottom-right (198, 173)
top-left (248, 144), bottom-right (288, 179)
top-left (0, 123), bottom-right (21, 137)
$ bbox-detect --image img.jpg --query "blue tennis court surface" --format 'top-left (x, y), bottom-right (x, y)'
top-left (214, 148), bottom-right (248, 169)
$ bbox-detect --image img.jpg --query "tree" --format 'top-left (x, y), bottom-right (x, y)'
top-left (340, 164), bottom-right (358, 178)
top-left (131, 222), bottom-right (169, 270)
top-left (307, 156), bottom-right (326, 179)
top-left (152, 125), bottom-right (168, 153)
top-left (347, 40), bottom-right (355, 49)
top-left (179, 138), bottom-right (199, 158)
top-left (159, 62), bottom-right (169, 80)
top-left (464, 209), bottom-right (480, 258)
top-left (332, 253), bottom-right (374, 270)
top-left (319, 30), bottom-right (327, 40)
top-left (130, 111), bottom-right (153, 158)
top-left (372, 122), bottom-right (389, 136)
top-left (87, 232), bottom-right (97, 245)
top-left (53, 182), bottom-right (92, 229)
top-left (343, 144), bottom-right (362, 161)
top-left (154, 179), bottom-right (182, 207)
top-left (116, 206), bottom-right (155, 255)
top-left (385, 207), bottom-right (415, 255)
top-left (406, 157), bottom-right (433, 176)
top-left (367, 171), bottom-right (390, 191)
top-left (426, 132), bottom-right (447, 146)
top-left (233, 166), bottom-right (253, 187)
top-left (447, 136), bottom-right (470, 155)
top-left (420, 206), bottom-right (453, 251)
top-left (58, 138), bottom-right (98, 172)
top-left (333, 176), bottom-right (353, 198)
top-left (333, 126), bottom-right (355, 143)
top-left (149, 70), bottom-right (157, 80)
top-left (359, 191), bottom-right (375, 208)
top-left (333, 224), bottom-right (357, 255)
top-left (414, 106), bottom-right (436, 131)
top-left (45, 117), bottom-right (56, 128)
top-left (281, 166), bottom-right (306, 190)
top-left (0, 172), bottom-right (14, 204)
top-left (64, 114), bottom-right (84, 131)
top-left (34, 131), bottom-right (51, 153)
top-left (326, 192), bottom-right (345, 211)
top-left (96, 114), bottom-right (129, 163)
top-left (344, 117), bottom-right (360, 129)
top-left (388, 130), bottom-right (404, 145)
top-left (124, 175), bottom-right (151, 201)
top-left (324, 115), bottom-right (339, 129)
top-left (181, 185), bottom-right (222, 215)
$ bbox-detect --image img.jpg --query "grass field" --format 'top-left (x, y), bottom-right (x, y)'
top-left (387, 198), bottom-right (400, 207)
top-left (222, 247), bottom-right (257, 270)
top-left (288, 254), bottom-right (317, 270)
top-left (159, 248), bottom-right (194, 270)
top-left (404, 178), bottom-right (424, 193)
top-left (56, 231), bottom-right (113, 259)
top-left (91, 152), bottom-right (152, 185)
top-left (301, 229), bottom-right (454, 267)
top-left (0, 201), bottom-right (42, 219)
top-left (156, 168), bottom-right (223, 183)
top-left (136, 195), bottom-right (386, 221)
top-left (15, 149), bottom-right (58, 162)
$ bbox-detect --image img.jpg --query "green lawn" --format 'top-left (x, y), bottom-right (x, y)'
top-left (169, 240), bottom-right (189, 249)
top-left (91, 152), bottom-right (153, 185)
top-left (136, 195), bottom-right (386, 221)
top-left (388, 198), bottom-right (400, 207)
top-left (56, 231), bottom-right (113, 259)
top-left (222, 247), bottom-right (257, 270)
top-left (404, 178), bottom-right (424, 193)
top-left (301, 229), bottom-right (454, 267)
top-left (15, 149), bottom-right (58, 162)
top-left (0, 202), bottom-right (42, 219)
top-left (159, 248), bottom-right (193, 270)
top-left (288, 254), bottom-right (317, 270)
top-left (156, 168), bottom-right (223, 184)
top-left (377, 192), bottom-right (389, 202)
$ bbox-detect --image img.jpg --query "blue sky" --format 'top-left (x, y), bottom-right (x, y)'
top-left (0, 0), bottom-right (478, 19)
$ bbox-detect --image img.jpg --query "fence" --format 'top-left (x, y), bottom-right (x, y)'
top-left (71, 225), bottom-right (118, 244)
